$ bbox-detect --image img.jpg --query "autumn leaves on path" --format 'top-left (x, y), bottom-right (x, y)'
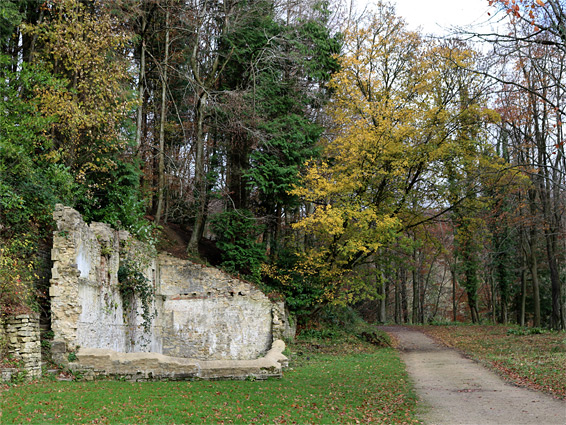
top-left (382, 327), bottom-right (566, 425)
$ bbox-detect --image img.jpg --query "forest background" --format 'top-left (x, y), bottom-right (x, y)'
top-left (0, 0), bottom-right (564, 331)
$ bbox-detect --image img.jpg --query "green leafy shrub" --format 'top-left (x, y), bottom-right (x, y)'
top-left (75, 158), bottom-right (147, 234)
top-left (297, 328), bottom-right (340, 340)
top-left (10, 369), bottom-right (28, 384)
top-left (0, 238), bottom-right (39, 315)
top-left (0, 55), bottom-right (75, 237)
top-left (260, 249), bottom-right (325, 318)
top-left (0, 54), bottom-right (75, 314)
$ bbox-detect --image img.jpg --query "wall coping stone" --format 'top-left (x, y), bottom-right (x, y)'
top-left (75, 340), bottom-right (287, 381)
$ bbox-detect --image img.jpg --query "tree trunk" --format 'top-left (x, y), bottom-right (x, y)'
top-left (469, 298), bottom-right (479, 324)
top-left (528, 242), bottom-right (541, 328)
top-left (401, 268), bottom-right (409, 323)
top-left (520, 252), bottom-right (527, 327)
top-left (490, 273), bottom-right (497, 324)
top-left (155, 7), bottom-right (170, 225)
top-left (452, 267), bottom-right (457, 322)
top-left (135, 13), bottom-right (147, 153)
top-left (545, 231), bottom-right (562, 329)
top-left (187, 90), bottom-right (208, 253)
top-left (394, 270), bottom-right (401, 324)
top-left (533, 89), bottom-right (563, 329)
top-left (380, 272), bottom-right (386, 323)
top-left (525, 190), bottom-right (541, 327)
top-left (412, 263), bottom-right (419, 324)
top-left (538, 166), bottom-right (562, 329)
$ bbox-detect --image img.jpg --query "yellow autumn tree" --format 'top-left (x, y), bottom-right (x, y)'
top-left (21, 0), bottom-right (146, 227)
top-left (24, 0), bottom-right (134, 187)
top-left (291, 4), bottom-right (498, 305)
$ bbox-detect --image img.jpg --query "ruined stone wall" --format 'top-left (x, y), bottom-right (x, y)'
top-left (50, 205), bottom-right (160, 355)
top-left (1, 313), bottom-right (41, 382)
top-left (272, 301), bottom-right (296, 342)
top-left (0, 316), bottom-right (5, 349)
top-left (50, 205), bottom-right (290, 363)
top-left (158, 255), bottom-right (273, 360)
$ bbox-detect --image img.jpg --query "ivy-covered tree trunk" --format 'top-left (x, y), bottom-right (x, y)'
top-left (526, 227), bottom-right (542, 328)
top-left (412, 251), bottom-right (419, 324)
top-left (519, 249), bottom-right (527, 327)
top-left (456, 216), bottom-right (484, 324)
top-left (493, 227), bottom-right (513, 324)
top-left (401, 268), bottom-right (409, 323)
top-left (379, 271), bottom-right (386, 323)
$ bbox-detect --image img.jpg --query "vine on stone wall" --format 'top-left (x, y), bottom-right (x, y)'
top-left (117, 258), bottom-right (155, 334)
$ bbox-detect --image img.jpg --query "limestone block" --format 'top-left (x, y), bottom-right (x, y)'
top-left (51, 340), bottom-right (66, 354)
top-left (75, 340), bottom-right (286, 381)
top-left (51, 248), bottom-right (62, 261)
top-left (1, 368), bottom-right (17, 383)
top-left (49, 285), bottom-right (62, 297)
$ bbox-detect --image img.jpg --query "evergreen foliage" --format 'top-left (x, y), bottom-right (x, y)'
top-left (209, 210), bottom-right (266, 284)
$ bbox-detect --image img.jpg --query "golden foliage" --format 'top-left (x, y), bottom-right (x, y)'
top-left (24, 0), bottom-right (135, 179)
top-left (291, 4), bottom-right (500, 304)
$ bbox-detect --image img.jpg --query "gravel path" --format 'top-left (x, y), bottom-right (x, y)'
top-left (380, 326), bottom-right (566, 425)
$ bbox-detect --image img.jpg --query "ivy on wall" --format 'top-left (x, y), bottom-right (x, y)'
top-left (117, 258), bottom-right (155, 335)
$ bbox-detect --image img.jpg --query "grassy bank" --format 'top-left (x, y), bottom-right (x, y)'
top-left (2, 333), bottom-right (420, 424)
top-left (420, 324), bottom-right (566, 399)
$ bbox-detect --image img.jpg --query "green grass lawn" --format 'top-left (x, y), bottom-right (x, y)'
top-left (419, 324), bottom-right (566, 399)
top-left (1, 337), bottom-right (420, 424)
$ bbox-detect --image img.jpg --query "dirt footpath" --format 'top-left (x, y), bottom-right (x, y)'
top-left (380, 326), bottom-right (566, 425)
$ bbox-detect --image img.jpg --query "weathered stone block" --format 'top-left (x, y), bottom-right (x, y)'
top-left (51, 340), bottom-right (67, 354)
top-left (1, 368), bottom-right (17, 383)
top-left (49, 285), bottom-right (62, 297)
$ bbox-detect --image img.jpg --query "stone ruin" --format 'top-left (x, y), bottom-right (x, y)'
top-left (0, 313), bottom-right (41, 382)
top-left (48, 204), bottom-right (292, 380)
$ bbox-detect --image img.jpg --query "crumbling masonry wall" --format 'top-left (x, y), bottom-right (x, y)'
top-left (50, 205), bottom-right (289, 365)
top-left (1, 313), bottom-right (41, 382)
top-left (158, 254), bottom-right (273, 360)
top-left (50, 206), bottom-right (159, 355)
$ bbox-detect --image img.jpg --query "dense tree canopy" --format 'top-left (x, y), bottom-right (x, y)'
top-left (0, 0), bottom-right (564, 329)
top-left (291, 5), bottom-right (501, 306)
